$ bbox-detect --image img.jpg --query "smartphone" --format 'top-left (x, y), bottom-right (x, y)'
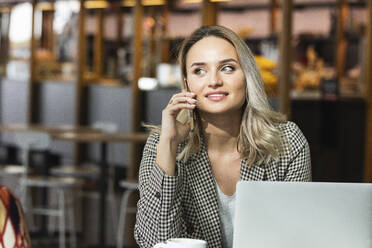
top-left (176, 82), bottom-right (194, 131)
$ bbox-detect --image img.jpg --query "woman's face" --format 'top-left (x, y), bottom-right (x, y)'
top-left (185, 36), bottom-right (246, 116)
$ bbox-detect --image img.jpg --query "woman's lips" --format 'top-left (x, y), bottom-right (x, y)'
top-left (206, 93), bottom-right (228, 102)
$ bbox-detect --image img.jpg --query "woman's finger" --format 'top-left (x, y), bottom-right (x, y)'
top-left (164, 103), bottom-right (196, 115)
top-left (168, 92), bottom-right (195, 105)
top-left (169, 96), bottom-right (197, 106)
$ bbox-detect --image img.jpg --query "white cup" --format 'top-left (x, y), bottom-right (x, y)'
top-left (153, 238), bottom-right (207, 248)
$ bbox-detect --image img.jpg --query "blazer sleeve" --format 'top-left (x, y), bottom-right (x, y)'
top-left (282, 122), bottom-right (312, 182)
top-left (134, 133), bottom-right (188, 247)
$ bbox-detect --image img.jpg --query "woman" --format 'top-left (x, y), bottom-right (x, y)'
top-left (135, 25), bottom-right (311, 248)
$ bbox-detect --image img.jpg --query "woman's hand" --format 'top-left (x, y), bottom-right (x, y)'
top-left (156, 91), bottom-right (196, 176)
top-left (160, 91), bottom-right (197, 145)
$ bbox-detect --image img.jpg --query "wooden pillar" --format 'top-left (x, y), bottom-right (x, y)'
top-left (160, 2), bottom-right (170, 63)
top-left (129, 0), bottom-right (144, 179)
top-left (41, 9), bottom-right (54, 52)
top-left (270, 0), bottom-right (278, 35)
top-left (115, 5), bottom-right (123, 75)
top-left (149, 6), bottom-right (157, 77)
top-left (364, 0), bottom-right (372, 183)
top-left (74, 0), bottom-right (86, 163)
top-left (278, 0), bottom-right (293, 118)
top-left (0, 9), bottom-right (11, 76)
top-left (0, 12), bottom-right (1, 76)
top-left (202, 0), bottom-right (217, 26)
top-left (0, 12), bottom-right (2, 75)
top-left (117, 6), bottom-right (123, 47)
top-left (76, 0), bottom-right (85, 125)
top-left (126, 1), bottom-right (144, 244)
top-left (94, 8), bottom-right (104, 78)
top-left (28, 0), bottom-right (37, 124)
top-left (335, 0), bottom-right (348, 80)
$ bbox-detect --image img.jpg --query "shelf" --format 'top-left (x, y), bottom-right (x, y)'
top-left (84, 76), bottom-right (126, 87)
top-left (171, 1), bottom-right (367, 14)
top-left (36, 77), bottom-right (76, 84)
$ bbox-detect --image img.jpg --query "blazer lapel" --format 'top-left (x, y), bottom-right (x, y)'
top-left (240, 158), bottom-right (278, 181)
top-left (187, 143), bottom-right (222, 247)
top-left (240, 158), bottom-right (266, 181)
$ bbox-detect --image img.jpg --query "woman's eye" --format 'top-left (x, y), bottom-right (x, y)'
top-left (193, 68), bottom-right (205, 75)
top-left (222, 65), bottom-right (235, 73)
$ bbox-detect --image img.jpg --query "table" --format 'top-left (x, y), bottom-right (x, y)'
top-left (0, 123), bottom-right (102, 167)
top-left (0, 124), bottom-right (149, 246)
top-left (0, 124), bottom-right (101, 134)
top-left (52, 131), bottom-right (148, 247)
top-left (0, 124), bottom-right (102, 234)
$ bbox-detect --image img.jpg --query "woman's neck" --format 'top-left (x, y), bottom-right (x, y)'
top-left (200, 110), bottom-right (242, 153)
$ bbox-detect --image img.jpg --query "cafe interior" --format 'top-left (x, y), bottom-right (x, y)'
top-left (0, 0), bottom-right (371, 247)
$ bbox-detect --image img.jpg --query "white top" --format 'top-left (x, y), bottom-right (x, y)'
top-left (215, 182), bottom-right (236, 248)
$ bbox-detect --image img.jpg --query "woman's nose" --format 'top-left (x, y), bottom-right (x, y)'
top-left (208, 72), bottom-right (222, 87)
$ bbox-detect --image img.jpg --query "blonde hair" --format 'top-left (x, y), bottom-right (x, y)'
top-left (152, 25), bottom-right (285, 165)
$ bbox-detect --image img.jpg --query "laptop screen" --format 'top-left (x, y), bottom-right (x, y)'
top-left (233, 181), bottom-right (372, 248)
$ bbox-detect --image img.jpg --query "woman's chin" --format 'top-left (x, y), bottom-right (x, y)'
top-left (198, 107), bottom-right (243, 117)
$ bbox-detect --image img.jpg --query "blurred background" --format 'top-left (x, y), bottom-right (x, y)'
top-left (0, 0), bottom-right (371, 247)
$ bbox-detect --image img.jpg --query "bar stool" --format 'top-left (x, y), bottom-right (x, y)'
top-left (91, 121), bottom-right (120, 232)
top-left (51, 122), bottom-right (116, 182)
top-left (51, 122), bottom-right (117, 185)
top-left (0, 165), bottom-right (26, 198)
top-left (0, 144), bottom-right (25, 188)
top-left (0, 165), bottom-right (25, 175)
top-left (14, 131), bottom-right (81, 248)
top-left (50, 121), bottom-right (119, 241)
top-left (116, 179), bottom-right (138, 248)
top-left (50, 164), bottom-right (99, 181)
top-left (0, 144), bottom-right (18, 164)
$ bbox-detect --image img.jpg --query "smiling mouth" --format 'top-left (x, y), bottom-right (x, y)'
top-left (206, 93), bottom-right (228, 101)
top-left (207, 94), bottom-right (226, 97)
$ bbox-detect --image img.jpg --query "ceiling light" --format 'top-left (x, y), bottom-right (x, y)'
top-left (183, 0), bottom-right (201, 3)
top-left (142, 0), bottom-right (165, 5)
top-left (138, 77), bottom-right (158, 91)
top-left (122, 0), bottom-right (165, 6)
top-left (84, 1), bottom-right (109, 9)
top-left (122, 0), bottom-right (135, 6)
top-left (36, 2), bottom-right (54, 11)
top-left (183, 0), bottom-right (231, 2)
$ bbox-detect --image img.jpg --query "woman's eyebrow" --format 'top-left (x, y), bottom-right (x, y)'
top-left (190, 62), bottom-right (205, 67)
top-left (219, 58), bottom-right (238, 64)
top-left (190, 58), bottom-right (238, 67)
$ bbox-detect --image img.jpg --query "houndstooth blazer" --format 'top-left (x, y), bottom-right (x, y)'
top-left (135, 121), bottom-right (311, 248)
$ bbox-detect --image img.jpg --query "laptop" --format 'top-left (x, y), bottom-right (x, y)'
top-left (233, 181), bottom-right (372, 248)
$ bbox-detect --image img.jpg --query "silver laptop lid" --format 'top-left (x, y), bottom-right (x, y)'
top-left (233, 181), bottom-right (372, 248)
